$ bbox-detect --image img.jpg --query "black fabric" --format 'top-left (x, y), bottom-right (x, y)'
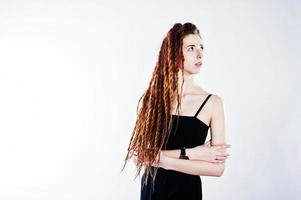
top-left (140, 171), bottom-right (154, 200)
top-left (140, 94), bottom-right (212, 200)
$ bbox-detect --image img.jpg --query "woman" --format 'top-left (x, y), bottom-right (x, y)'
top-left (122, 22), bottom-right (231, 200)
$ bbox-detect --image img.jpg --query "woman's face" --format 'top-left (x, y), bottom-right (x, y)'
top-left (182, 34), bottom-right (204, 74)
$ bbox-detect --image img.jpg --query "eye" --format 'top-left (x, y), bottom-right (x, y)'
top-left (187, 46), bottom-right (194, 52)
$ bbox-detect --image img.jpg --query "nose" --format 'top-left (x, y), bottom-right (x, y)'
top-left (196, 49), bottom-right (203, 59)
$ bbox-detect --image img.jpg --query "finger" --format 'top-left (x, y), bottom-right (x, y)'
top-left (216, 156), bottom-right (227, 161)
top-left (215, 146), bottom-right (231, 151)
top-left (216, 155), bottom-right (229, 161)
top-left (212, 159), bottom-right (225, 164)
top-left (217, 156), bottom-right (227, 161)
top-left (212, 144), bottom-right (231, 148)
top-left (217, 149), bottom-right (227, 154)
top-left (212, 147), bottom-right (227, 152)
top-left (217, 153), bottom-right (230, 157)
top-left (217, 144), bottom-right (231, 148)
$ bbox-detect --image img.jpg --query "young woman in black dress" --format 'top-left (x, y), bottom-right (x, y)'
top-left (122, 22), bottom-right (231, 200)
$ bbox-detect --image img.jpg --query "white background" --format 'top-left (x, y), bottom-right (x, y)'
top-left (0, 0), bottom-right (300, 199)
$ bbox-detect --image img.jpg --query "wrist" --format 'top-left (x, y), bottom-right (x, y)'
top-left (161, 150), bottom-right (167, 157)
top-left (160, 154), bottom-right (171, 170)
top-left (186, 148), bottom-right (194, 160)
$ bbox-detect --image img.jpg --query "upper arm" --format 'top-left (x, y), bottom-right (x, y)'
top-left (209, 95), bottom-right (227, 176)
top-left (209, 95), bottom-right (226, 145)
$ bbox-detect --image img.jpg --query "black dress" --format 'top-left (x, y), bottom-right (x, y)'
top-left (140, 94), bottom-right (212, 200)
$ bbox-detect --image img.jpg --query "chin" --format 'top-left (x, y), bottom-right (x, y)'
top-left (183, 67), bottom-right (200, 75)
top-left (192, 68), bottom-right (201, 74)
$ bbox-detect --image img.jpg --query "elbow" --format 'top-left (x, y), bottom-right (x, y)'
top-left (216, 169), bottom-right (224, 177)
top-left (197, 166), bottom-right (224, 177)
top-left (215, 164), bottom-right (225, 177)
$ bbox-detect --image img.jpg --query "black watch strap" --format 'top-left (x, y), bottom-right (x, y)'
top-left (179, 147), bottom-right (189, 160)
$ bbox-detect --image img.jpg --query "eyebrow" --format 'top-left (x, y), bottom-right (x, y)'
top-left (185, 44), bottom-right (204, 48)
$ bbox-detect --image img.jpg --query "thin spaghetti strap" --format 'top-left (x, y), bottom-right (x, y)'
top-left (194, 94), bottom-right (212, 117)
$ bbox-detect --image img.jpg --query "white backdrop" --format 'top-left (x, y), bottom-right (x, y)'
top-left (0, 0), bottom-right (300, 199)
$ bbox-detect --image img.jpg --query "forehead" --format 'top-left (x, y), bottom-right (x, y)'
top-left (183, 34), bottom-right (203, 46)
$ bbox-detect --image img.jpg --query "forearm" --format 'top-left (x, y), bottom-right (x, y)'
top-left (161, 148), bottom-right (194, 159)
top-left (162, 156), bottom-right (224, 177)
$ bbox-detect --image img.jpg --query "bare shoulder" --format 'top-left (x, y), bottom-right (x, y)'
top-left (209, 93), bottom-right (223, 106)
top-left (208, 94), bottom-right (224, 116)
top-left (193, 85), bottom-right (223, 103)
top-left (210, 94), bottom-right (223, 104)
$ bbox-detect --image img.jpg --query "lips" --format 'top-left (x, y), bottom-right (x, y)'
top-left (195, 61), bottom-right (202, 67)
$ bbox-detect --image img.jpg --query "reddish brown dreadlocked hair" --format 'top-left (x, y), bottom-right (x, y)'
top-left (121, 22), bottom-right (201, 186)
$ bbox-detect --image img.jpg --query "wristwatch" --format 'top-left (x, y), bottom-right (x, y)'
top-left (179, 147), bottom-right (189, 160)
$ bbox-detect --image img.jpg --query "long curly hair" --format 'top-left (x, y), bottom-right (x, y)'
top-left (121, 22), bottom-right (201, 186)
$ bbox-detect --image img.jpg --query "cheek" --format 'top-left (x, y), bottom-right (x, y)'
top-left (183, 54), bottom-right (195, 69)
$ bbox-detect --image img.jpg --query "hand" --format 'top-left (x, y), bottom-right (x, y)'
top-left (153, 151), bottom-right (166, 168)
top-left (187, 140), bottom-right (231, 163)
top-left (132, 151), bottom-right (166, 168)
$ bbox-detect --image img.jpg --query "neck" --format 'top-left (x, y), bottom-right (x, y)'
top-left (177, 70), bottom-right (196, 96)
